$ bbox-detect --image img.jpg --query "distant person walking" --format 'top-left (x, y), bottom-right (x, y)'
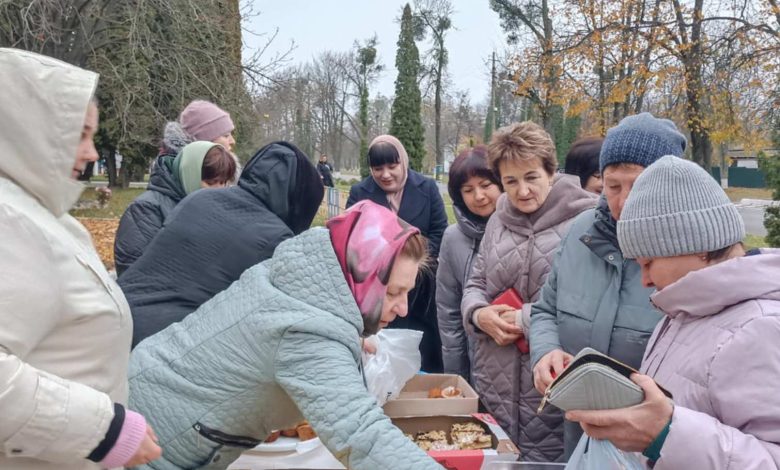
top-left (317, 154), bottom-right (334, 187)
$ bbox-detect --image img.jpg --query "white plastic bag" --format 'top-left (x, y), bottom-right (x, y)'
top-left (362, 329), bottom-right (422, 405)
top-left (565, 435), bottom-right (644, 470)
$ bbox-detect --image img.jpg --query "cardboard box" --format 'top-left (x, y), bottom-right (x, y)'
top-left (383, 373), bottom-right (479, 418)
top-left (392, 413), bottom-right (520, 470)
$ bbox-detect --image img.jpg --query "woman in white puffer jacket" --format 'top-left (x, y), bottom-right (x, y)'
top-left (0, 48), bottom-right (161, 469)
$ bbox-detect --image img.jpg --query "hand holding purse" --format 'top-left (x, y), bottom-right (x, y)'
top-left (491, 288), bottom-right (529, 353)
top-left (538, 347), bottom-right (672, 412)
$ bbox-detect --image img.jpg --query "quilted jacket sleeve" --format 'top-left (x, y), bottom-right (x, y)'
top-left (654, 316), bottom-right (780, 469)
top-left (0, 208), bottom-right (114, 462)
top-left (114, 200), bottom-right (164, 276)
top-left (274, 328), bottom-right (441, 470)
top-left (529, 238), bottom-right (565, 368)
top-left (460, 227), bottom-right (491, 334)
top-left (436, 230), bottom-right (469, 378)
top-left (425, 180), bottom-right (448, 259)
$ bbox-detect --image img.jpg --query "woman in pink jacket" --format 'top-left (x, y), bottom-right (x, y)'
top-left (567, 156), bottom-right (780, 468)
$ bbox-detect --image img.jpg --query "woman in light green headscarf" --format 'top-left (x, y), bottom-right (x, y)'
top-left (174, 141), bottom-right (237, 195)
top-left (115, 141), bottom-right (237, 277)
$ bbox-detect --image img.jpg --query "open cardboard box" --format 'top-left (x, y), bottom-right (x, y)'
top-left (392, 413), bottom-right (520, 470)
top-left (383, 373), bottom-right (479, 418)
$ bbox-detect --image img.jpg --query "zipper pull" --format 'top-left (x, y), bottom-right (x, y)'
top-left (194, 424), bottom-right (202, 449)
top-left (537, 388), bottom-right (551, 414)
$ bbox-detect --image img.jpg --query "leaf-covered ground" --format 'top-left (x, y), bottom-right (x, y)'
top-left (77, 218), bottom-right (119, 271)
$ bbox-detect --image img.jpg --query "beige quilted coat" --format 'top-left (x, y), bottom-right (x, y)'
top-left (461, 174), bottom-right (595, 462)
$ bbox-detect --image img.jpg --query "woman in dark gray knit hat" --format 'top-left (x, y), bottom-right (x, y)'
top-left (567, 156), bottom-right (780, 469)
top-left (529, 112), bottom-right (687, 458)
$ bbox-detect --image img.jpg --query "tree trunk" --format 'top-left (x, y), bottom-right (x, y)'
top-left (681, 0), bottom-right (713, 169)
top-left (103, 146), bottom-right (119, 188)
top-left (434, 55), bottom-right (444, 179)
top-left (540, 0), bottom-right (557, 139)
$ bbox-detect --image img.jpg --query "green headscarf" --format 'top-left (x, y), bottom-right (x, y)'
top-left (173, 141), bottom-right (220, 195)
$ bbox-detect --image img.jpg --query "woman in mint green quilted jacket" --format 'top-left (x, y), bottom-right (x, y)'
top-left (127, 200), bottom-right (441, 470)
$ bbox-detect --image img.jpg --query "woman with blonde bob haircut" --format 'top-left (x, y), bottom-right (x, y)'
top-left (461, 121), bottom-right (595, 461)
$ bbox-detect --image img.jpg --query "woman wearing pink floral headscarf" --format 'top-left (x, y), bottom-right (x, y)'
top-left (347, 135), bottom-right (448, 372)
top-left (127, 201), bottom-right (440, 470)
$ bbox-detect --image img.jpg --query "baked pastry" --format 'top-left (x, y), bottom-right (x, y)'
top-left (451, 422), bottom-right (491, 450)
top-left (296, 423), bottom-right (317, 441)
top-left (264, 430), bottom-right (281, 443)
top-left (428, 387), bottom-right (442, 398)
top-left (440, 386), bottom-right (463, 398)
top-left (414, 430), bottom-right (448, 451)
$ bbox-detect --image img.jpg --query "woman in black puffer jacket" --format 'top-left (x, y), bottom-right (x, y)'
top-left (119, 141), bottom-right (324, 348)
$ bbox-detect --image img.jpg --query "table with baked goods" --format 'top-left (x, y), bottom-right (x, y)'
top-left (227, 373), bottom-right (522, 470)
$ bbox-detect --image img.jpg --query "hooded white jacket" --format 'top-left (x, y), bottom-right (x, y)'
top-left (0, 48), bottom-right (133, 469)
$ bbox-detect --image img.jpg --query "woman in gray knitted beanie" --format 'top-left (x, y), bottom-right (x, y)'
top-left (567, 156), bottom-right (780, 469)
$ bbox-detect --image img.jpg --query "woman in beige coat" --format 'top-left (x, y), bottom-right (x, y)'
top-left (0, 49), bottom-right (160, 469)
top-left (461, 122), bottom-right (595, 462)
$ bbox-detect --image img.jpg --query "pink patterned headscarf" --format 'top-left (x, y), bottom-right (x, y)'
top-left (327, 200), bottom-right (420, 335)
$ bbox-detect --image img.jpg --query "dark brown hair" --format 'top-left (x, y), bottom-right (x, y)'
top-left (398, 232), bottom-right (430, 274)
top-left (705, 242), bottom-right (744, 262)
top-left (447, 145), bottom-right (502, 216)
top-left (201, 146), bottom-right (237, 186)
top-left (564, 137), bottom-right (603, 188)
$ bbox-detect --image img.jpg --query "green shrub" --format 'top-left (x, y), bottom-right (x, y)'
top-left (758, 153), bottom-right (780, 247)
top-left (765, 206), bottom-right (780, 248)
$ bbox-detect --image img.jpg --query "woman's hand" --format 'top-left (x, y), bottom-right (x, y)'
top-left (533, 349), bottom-right (573, 394)
top-left (361, 337), bottom-right (377, 355)
top-left (124, 425), bottom-right (162, 467)
top-left (566, 373), bottom-right (674, 452)
top-left (474, 305), bottom-right (523, 346)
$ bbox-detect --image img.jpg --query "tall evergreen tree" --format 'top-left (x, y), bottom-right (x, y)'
top-left (390, 3), bottom-right (426, 171)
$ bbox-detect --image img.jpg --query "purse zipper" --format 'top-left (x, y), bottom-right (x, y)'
top-left (537, 387), bottom-right (551, 414)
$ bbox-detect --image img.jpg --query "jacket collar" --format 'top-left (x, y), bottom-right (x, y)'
top-left (580, 195), bottom-right (622, 265)
top-left (651, 250), bottom-right (780, 319)
top-left (454, 205), bottom-right (487, 241)
top-left (496, 173), bottom-right (596, 236)
top-left (148, 154), bottom-right (186, 201)
top-left (365, 170), bottom-right (428, 222)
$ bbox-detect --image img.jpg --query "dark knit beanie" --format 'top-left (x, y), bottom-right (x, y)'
top-left (599, 113), bottom-right (687, 172)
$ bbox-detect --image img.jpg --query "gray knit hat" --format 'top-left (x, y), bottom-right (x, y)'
top-left (600, 113), bottom-right (687, 172)
top-left (617, 156), bottom-right (745, 259)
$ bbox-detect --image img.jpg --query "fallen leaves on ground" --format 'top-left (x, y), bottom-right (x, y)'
top-left (77, 218), bottom-right (119, 271)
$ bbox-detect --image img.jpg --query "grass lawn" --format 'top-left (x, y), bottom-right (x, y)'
top-left (744, 234), bottom-right (769, 249)
top-left (724, 187), bottom-right (773, 202)
top-left (70, 187), bottom-right (145, 219)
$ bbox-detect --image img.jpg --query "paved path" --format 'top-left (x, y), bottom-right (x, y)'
top-left (87, 181), bottom-right (148, 189)
top-left (736, 204), bottom-right (768, 236)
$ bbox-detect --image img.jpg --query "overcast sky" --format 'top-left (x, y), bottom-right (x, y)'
top-left (243, 1), bottom-right (508, 104)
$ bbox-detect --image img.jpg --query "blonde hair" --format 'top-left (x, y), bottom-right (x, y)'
top-left (488, 121), bottom-right (557, 176)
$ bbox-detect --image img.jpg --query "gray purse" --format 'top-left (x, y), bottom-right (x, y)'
top-left (538, 347), bottom-right (672, 412)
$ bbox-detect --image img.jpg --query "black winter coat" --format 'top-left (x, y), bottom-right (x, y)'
top-left (114, 154), bottom-right (185, 276)
top-left (346, 170), bottom-right (448, 372)
top-left (120, 141), bottom-right (324, 348)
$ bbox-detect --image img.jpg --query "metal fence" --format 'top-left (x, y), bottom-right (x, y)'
top-left (318, 186), bottom-right (349, 220)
